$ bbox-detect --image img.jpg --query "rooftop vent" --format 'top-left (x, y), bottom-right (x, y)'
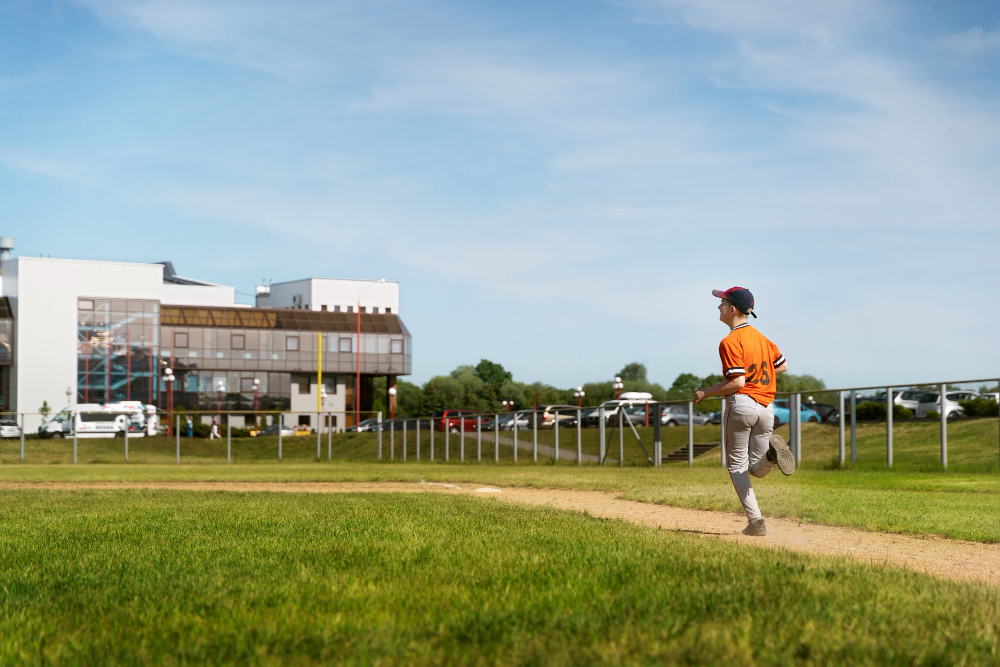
top-left (0, 237), bottom-right (13, 262)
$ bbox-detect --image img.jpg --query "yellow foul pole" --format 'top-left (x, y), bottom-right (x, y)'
top-left (317, 332), bottom-right (323, 414)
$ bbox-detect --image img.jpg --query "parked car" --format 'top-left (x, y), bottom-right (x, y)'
top-left (915, 391), bottom-right (977, 420)
top-left (431, 409), bottom-right (484, 432)
top-left (772, 399), bottom-right (821, 426)
top-left (583, 399), bottom-right (650, 427)
top-left (256, 423), bottom-right (296, 437)
top-left (0, 419), bottom-right (22, 438)
top-left (660, 404), bottom-right (713, 427)
top-left (537, 405), bottom-right (579, 428)
top-left (893, 390), bottom-right (926, 413)
top-left (347, 417), bottom-right (380, 432)
top-left (800, 398), bottom-right (837, 422)
top-left (482, 411), bottom-right (532, 431)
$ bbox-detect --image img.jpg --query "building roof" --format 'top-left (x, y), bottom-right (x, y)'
top-left (161, 305), bottom-right (410, 335)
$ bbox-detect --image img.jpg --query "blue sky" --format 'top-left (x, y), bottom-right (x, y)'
top-left (3, 0), bottom-right (999, 389)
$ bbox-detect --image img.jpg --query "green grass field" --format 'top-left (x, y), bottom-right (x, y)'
top-left (3, 490), bottom-right (999, 665)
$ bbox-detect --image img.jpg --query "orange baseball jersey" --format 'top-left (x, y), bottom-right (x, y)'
top-left (718, 323), bottom-right (785, 405)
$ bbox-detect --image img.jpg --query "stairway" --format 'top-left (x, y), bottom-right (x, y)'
top-left (662, 442), bottom-right (719, 462)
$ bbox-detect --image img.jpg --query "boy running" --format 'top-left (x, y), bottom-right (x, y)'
top-left (693, 286), bottom-right (795, 536)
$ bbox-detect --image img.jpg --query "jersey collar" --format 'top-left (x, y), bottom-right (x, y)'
top-left (731, 323), bottom-right (750, 331)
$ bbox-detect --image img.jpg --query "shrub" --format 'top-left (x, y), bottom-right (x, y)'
top-left (854, 402), bottom-right (913, 421)
top-left (927, 410), bottom-right (940, 420)
top-left (959, 398), bottom-right (999, 418)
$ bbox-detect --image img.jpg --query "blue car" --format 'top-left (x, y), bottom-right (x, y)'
top-left (772, 399), bottom-right (821, 426)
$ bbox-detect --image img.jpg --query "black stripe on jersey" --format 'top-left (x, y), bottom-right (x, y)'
top-left (774, 355), bottom-right (786, 368)
top-left (725, 367), bottom-right (746, 376)
top-left (733, 323), bottom-right (750, 330)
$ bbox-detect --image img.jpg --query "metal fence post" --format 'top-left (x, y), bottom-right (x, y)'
top-left (228, 414), bottom-right (232, 464)
top-left (403, 419), bottom-right (407, 462)
top-left (176, 415), bottom-right (180, 464)
top-left (124, 415), bottom-right (129, 463)
top-left (445, 419), bottom-right (450, 461)
top-left (838, 391), bottom-right (845, 468)
top-left (554, 411), bottom-right (559, 462)
top-left (494, 414), bottom-right (499, 462)
top-left (390, 420), bottom-right (395, 460)
top-left (513, 413), bottom-right (518, 463)
top-left (73, 411), bottom-right (78, 464)
top-left (652, 403), bottom-right (661, 466)
top-left (477, 416), bottom-right (482, 462)
top-left (794, 394), bottom-right (802, 465)
top-left (316, 412), bottom-right (321, 461)
top-left (850, 392), bottom-right (857, 463)
top-left (599, 407), bottom-right (606, 465)
top-left (576, 409), bottom-right (582, 466)
top-left (377, 412), bottom-right (383, 461)
top-left (618, 408), bottom-right (624, 467)
top-left (430, 417), bottom-right (435, 461)
top-left (460, 417), bottom-right (465, 462)
top-left (886, 387), bottom-right (893, 469)
top-left (687, 401), bottom-right (694, 468)
top-left (940, 383), bottom-right (948, 469)
top-left (278, 413), bottom-right (283, 461)
top-left (327, 415), bottom-right (332, 460)
top-left (532, 411), bottom-right (538, 462)
top-left (416, 419), bottom-right (421, 461)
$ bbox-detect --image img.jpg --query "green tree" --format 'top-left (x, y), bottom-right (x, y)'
top-left (776, 373), bottom-right (826, 394)
top-left (474, 359), bottom-right (512, 397)
top-left (39, 400), bottom-right (51, 419)
top-left (618, 362), bottom-right (648, 382)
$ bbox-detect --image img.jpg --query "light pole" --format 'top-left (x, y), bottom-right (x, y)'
top-left (253, 378), bottom-right (260, 429)
top-left (613, 376), bottom-right (624, 399)
top-left (216, 379), bottom-right (224, 423)
top-left (163, 369), bottom-right (175, 436)
top-left (574, 386), bottom-right (585, 407)
top-left (321, 389), bottom-right (327, 433)
top-left (388, 386), bottom-right (397, 420)
top-left (355, 278), bottom-right (387, 426)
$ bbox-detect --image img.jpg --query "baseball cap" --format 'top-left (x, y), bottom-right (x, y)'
top-left (712, 286), bottom-right (757, 318)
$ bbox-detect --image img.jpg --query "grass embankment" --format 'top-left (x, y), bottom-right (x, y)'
top-left (2, 463), bottom-right (1000, 542)
top-left (2, 490), bottom-right (999, 664)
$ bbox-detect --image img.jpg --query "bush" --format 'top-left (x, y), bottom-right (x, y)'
top-left (192, 422), bottom-right (211, 438)
top-left (959, 398), bottom-right (999, 418)
top-left (927, 410), bottom-right (940, 420)
top-left (854, 402), bottom-right (913, 421)
top-left (226, 427), bottom-right (254, 438)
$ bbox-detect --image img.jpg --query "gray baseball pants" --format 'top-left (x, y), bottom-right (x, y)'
top-left (725, 393), bottom-right (776, 521)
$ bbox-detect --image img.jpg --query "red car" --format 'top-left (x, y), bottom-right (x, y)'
top-left (431, 409), bottom-right (484, 432)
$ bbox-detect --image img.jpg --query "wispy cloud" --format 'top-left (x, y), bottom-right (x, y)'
top-left (938, 26), bottom-right (1000, 56)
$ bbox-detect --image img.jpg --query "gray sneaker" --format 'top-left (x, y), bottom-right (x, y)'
top-left (742, 518), bottom-right (766, 536)
top-left (769, 434), bottom-right (795, 476)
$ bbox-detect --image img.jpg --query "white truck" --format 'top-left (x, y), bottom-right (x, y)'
top-left (39, 402), bottom-right (159, 439)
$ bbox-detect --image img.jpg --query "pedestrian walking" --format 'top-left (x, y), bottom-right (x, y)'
top-left (209, 418), bottom-right (220, 439)
top-left (186, 416), bottom-right (194, 438)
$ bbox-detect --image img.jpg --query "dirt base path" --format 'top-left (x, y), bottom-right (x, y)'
top-left (5, 480), bottom-right (999, 587)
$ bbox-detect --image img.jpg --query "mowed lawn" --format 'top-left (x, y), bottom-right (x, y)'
top-left (2, 490), bottom-right (999, 665)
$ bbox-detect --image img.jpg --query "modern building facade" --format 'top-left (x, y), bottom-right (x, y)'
top-left (0, 250), bottom-right (410, 432)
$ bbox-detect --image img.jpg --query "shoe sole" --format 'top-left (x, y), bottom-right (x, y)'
top-left (770, 434), bottom-right (795, 475)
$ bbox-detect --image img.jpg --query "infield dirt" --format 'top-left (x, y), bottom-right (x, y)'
top-left (4, 479), bottom-right (998, 587)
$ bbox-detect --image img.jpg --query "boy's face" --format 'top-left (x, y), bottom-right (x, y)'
top-left (718, 299), bottom-right (735, 323)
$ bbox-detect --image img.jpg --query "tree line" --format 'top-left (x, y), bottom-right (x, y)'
top-left (372, 360), bottom-right (826, 417)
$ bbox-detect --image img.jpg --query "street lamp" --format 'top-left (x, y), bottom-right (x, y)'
top-left (163, 369), bottom-right (175, 436)
top-left (355, 278), bottom-right (387, 425)
top-left (320, 389), bottom-right (327, 434)
top-left (574, 386), bottom-right (585, 407)
top-left (388, 386), bottom-right (397, 420)
top-left (613, 376), bottom-right (624, 399)
top-left (502, 400), bottom-right (513, 411)
top-left (216, 379), bottom-right (225, 423)
top-left (253, 378), bottom-right (260, 429)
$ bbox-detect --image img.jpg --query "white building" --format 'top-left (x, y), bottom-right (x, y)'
top-left (0, 246), bottom-right (410, 433)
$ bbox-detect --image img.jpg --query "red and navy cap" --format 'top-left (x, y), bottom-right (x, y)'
top-left (712, 286), bottom-right (757, 318)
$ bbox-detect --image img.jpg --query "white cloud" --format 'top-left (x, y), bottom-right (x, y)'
top-left (938, 26), bottom-right (1000, 56)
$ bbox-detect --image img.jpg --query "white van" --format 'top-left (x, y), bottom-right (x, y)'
top-left (39, 402), bottom-right (159, 439)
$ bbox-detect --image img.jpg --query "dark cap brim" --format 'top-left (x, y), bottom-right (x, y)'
top-left (711, 289), bottom-right (728, 299)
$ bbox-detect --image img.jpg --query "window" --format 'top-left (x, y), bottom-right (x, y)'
top-left (286, 336), bottom-right (299, 351)
top-left (371, 307), bottom-right (378, 314)
top-left (231, 334), bottom-right (245, 350)
top-left (323, 377), bottom-right (337, 393)
top-left (175, 332), bottom-right (189, 348)
top-left (298, 415), bottom-right (311, 427)
top-left (347, 306), bottom-right (354, 313)
top-left (297, 376), bottom-right (311, 394)
top-left (78, 299), bottom-right (94, 310)
top-left (385, 307), bottom-right (391, 314)
top-left (334, 305), bottom-right (341, 312)
top-left (325, 415), bottom-right (338, 428)
top-left (321, 305), bottom-right (327, 311)
top-left (390, 339), bottom-right (403, 354)
top-left (339, 337), bottom-right (352, 353)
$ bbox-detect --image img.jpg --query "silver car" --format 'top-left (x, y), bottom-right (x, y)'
top-left (915, 391), bottom-right (977, 420)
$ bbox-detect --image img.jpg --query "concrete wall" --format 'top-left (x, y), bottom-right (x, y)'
top-left (161, 283), bottom-right (235, 306)
top-left (288, 374), bottom-right (348, 432)
top-left (4, 257), bottom-right (164, 432)
top-left (258, 278), bottom-right (399, 314)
